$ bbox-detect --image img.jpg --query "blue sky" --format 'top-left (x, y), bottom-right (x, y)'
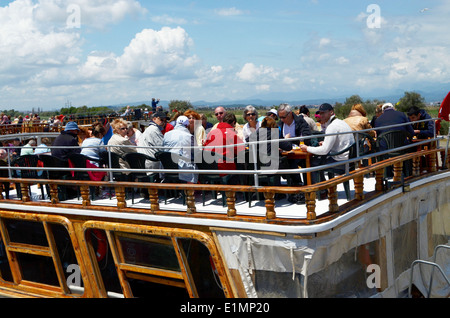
top-left (0, 0), bottom-right (449, 110)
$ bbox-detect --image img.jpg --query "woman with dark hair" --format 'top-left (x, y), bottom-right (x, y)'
top-left (81, 123), bottom-right (107, 164)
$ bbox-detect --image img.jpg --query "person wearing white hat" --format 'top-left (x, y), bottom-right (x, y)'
top-left (374, 102), bottom-right (415, 151)
top-left (162, 115), bottom-right (198, 183)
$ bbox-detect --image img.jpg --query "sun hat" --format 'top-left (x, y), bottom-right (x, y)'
top-left (64, 121), bottom-right (80, 131)
top-left (266, 109), bottom-right (278, 117)
top-left (176, 115), bottom-right (190, 127)
top-left (318, 103), bottom-right (333, 112)
top-left (153, 111), bottom-right (168, 119)
top-left (382, 103), bottom-right (394, 112)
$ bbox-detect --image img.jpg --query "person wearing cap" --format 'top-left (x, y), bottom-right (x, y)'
top-left (51, 121), bottom-right (81, 160)
top-left (138, 111), bottom-right (166, 169)
top-left (242, 105), bottom-right (260, 141)
top-left (300, 103), bottom-right (355, 186)
top-left (374, 102), bottom-right (415, 150)
top-left (162, 115), bottom-right (198, 183)
top-left (258, 108), bottom-right (278, 122)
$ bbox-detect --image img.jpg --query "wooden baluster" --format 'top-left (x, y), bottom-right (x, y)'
top-left (186, 189), bottom-right (196, 214)
top-left (375, 169), bottom-right (384, 191)
top-left (80, 185), bottom-right (90, 206)
top-left (264, 192), bottom-right (275, 220)
top-left (328, 186), bottom-right (338, 213)
top-left (115, 186), bottom-right (126, 209)
top-left (393, 162), bottom-right (402, 182)
top-left (49, 184), bottom-right (60, 204)
top-left (430, 152), bottom-right (437, 172)
top-left (148, 188), bottom-right (159, 213)
top-left (412, 157), bottom-right (420, 176)
top-left (20, 183), bottom-right (30, 202)
top-left (225, 191), bottom-right (237, 217)
top-left (354, 175), bottom-right (364, 200)
top-left (305, 191), bottom-right (316, 220)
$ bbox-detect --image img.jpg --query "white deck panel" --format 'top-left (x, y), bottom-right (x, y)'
top-left (12, 176), bottom-right (377, 220)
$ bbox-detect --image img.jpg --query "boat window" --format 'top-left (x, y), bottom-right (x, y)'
top-left (177, 238), bottom-right (225, 298)
top-left (307, 240), bottom-right (383, 298)
top-left (393, 220), bottom-right (418, 278)
top-left (3, 219), bottom-right (48, 247)
top-left (84, 223), bottom-right (228, 298)
top-left (0, 215), bottom-right (84, 296)
top-left (119, 234), bottom-right (180, 272)
top-left (0, 237), bottom-right (12, 283)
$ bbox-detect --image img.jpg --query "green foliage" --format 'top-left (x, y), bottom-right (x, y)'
top-left (334, 94), bottom-right (385, 119)
top-left (168, 100), bottom-right (192, 114)
top-left (396, 91), bottom-right (426, 113)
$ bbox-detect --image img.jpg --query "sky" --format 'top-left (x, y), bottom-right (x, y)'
top-left (1, 0), bottom-right (450, 111)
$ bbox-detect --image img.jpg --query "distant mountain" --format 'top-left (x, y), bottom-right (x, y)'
top-left (102, 86), bottom-right (450, 110)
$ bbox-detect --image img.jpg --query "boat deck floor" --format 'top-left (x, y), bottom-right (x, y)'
top-left (5, 176), bottom-right (378, 220)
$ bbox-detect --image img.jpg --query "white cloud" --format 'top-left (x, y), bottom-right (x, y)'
top-left (117, 27), bottom-right (199, 77)
top-left (215, 7), bottom-right (243, 16)
top-left (236, 63), bottom-right (278, 82)
top-left (151, 14), bottom-right (188, 25)
top-left (79, 26), bottom-right (200, 80)
top-left (0, 0), bottom-right (81, 80)
top-left (319, 38), bottom-right (331, 47)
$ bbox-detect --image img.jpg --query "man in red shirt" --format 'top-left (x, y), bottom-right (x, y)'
top-left (203, 113), bottom-right (245, 182)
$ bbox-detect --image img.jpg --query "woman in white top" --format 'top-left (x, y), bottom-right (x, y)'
top-left (242, 105), bottom-right (260, 141)
top-left (184, 109), bottom-right (206, 147)
top-left (81, 123), bottom-right (106, 165)
top-left (107, 119), bottom-right (137, 170)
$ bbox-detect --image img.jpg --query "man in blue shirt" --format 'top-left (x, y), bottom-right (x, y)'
top-left (407, 106), bottom-right (435, 139)
top-left (375, 103), bottom-right (415, 151)
top-left (151, 98), bottom-right (160, 113)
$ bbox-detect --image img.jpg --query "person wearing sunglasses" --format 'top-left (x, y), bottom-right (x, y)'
top-left (107, 118), bottom-right (137, 170)
top-left (277, 103), bottom-right (312, 203)
top-left (242, 105), bottom-right (260, 141)
top-left (211, 106), bottom-right (244, 140)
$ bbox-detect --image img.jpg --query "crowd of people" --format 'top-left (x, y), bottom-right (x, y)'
top-left (0, 100), bottom-right (437, 203)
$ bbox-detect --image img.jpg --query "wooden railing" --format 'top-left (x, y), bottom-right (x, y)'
top-left (0, 115), bottom-right (141, 136)
top-left (0, 144), bottom-right (445, 225)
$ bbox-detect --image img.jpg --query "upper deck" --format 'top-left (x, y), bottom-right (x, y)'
top-left (0, 118), bottom-right (447, 234)
top-left (0, 118), bottom-right (448, 298)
